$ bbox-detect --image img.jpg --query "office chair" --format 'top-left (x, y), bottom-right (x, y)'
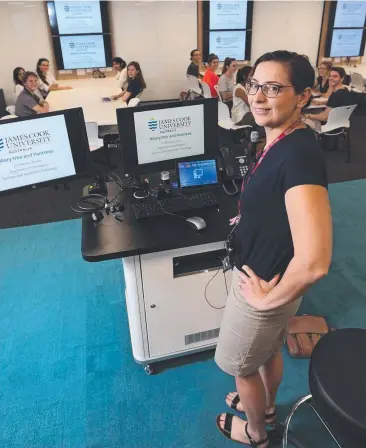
top-left (350, 73), bottom-right (365, 92)
top-left (214, 85), bottom-right (223, 102)
top-left (128, 98), bottom-right (140, 107)
top-left (6, 105), bottom-right (16, 115)
top-left (283, 328), bottom-right (366, 448)
top-left (315, 104), bottom-right (357, 162)
top-left (86, 121), bottom-right (104, 151)
top-left (199, 81), bottom-right (212, 98)
top-left (186, 75), bottom-right (202, 95)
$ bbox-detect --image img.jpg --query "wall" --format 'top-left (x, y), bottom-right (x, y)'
top-left (0, 2), bottom-right (55, 105)
top-left (0, 1), bottom-right (325, 106)
top-left (109, 1), bottom-right (197, 101)
top-left (251, 1), bottom-right (324, 65)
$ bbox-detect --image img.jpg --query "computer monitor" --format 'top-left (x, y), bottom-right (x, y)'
top-left (0, 108), bottom-right (90, 196)
top-left (116, 98), bottom-right (218, 175)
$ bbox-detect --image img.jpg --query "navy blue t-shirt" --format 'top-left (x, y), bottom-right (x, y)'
top-left (126, 78), bottom-right (143, 103)
top-left (233, 128), bottom-right (328, 281)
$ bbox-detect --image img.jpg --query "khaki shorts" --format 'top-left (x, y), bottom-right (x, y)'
top-left (215, 268), bottom-right (302, 377)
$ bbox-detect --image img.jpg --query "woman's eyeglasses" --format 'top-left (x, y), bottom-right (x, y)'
top-left (245, 81), bottom-right (295, 98)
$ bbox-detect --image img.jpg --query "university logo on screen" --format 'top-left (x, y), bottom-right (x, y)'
top-left (147, 116), bottom-right (192, 134)
top-left (63, 4), bottom-right (92, 13)
top-left (1, 131), bottom-right (51, 154)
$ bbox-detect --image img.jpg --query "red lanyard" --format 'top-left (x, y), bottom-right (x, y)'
top-left (237, 121), bottom-right (301, 213)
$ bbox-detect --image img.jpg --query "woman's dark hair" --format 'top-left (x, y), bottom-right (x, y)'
top-left (112, 57), bottom-right (126, 70)
top-left (23, 71), bottom-right (38, 83)
top-left (236, 66), bottom-right (252, 84)
top-left (222, 57), bottom-right (236, 75)
top-left (13, 67), bottom-right (25, 86)
top-left (330, 66), bottom-right (346, 80)
top-left (190, 49), bottom-right (199, 60)
top-left (127, 61), bottom-right (146, 89)
top-left (207, 53), bottom-right (219, 66)
top-left (36, 58), bottom-right (49, 85)
top-left (252, 50), bottom-right (315, 95)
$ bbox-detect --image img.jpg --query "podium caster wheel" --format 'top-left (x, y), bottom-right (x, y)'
top-left (144, 364), bottom-right (154, 375)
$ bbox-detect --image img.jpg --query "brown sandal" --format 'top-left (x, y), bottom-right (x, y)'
top-left (216, 413), bottom-right (269, 447)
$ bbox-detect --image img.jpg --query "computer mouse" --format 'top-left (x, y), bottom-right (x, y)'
top-left (185, 216), bottom-right (207, 231)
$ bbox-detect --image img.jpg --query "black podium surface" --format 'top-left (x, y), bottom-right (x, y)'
top-left (81, 183), bottom-right (238, 262)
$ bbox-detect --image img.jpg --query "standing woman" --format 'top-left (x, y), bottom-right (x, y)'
top-left (215, 51), bottom-right (332, 447)
top-left (119, 61), bottom-right (146, 104)
top-left (203, 54), bottom-right (220, 98)
top-left (218, 57), bottom-right (237, 103)
top-left (36, 58), bottom-right (72, 97)
top-left (231, 66), bottom-right (252, 125)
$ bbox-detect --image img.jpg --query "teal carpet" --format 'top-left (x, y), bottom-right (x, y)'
top-left (1, 180), bottom-right (366, 448)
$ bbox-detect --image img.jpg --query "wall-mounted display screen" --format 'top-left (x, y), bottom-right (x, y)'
top-left (47, 0), bottom-right (110, 36)
top-left (209, 31), bottom-right (246, 61)
top-left (53, 34), bottom-right (112, 69)
top-left (334, 1), bottom-right (366, 28)
top-left (209, 1), bottom-right (248, 30)
top-left (330, 28), bottom-right (363, 57)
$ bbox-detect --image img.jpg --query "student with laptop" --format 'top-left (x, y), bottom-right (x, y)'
top-left (306, 67), bottom-right (362, 129)
top-left (231, 66), bottom-right (252, 125)
top-left (15, 72), bottom-right (49, 117)
top-left (115, 61), bottom-right (146, 104)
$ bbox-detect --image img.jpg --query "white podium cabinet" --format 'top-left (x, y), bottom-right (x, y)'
top-left (123, 241), bottom-right (232, 372)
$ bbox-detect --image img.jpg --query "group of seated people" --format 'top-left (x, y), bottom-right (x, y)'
top-left (12, 57), bottom-right (146, 117)
top-left (187, 49), bottom-right (365, 130)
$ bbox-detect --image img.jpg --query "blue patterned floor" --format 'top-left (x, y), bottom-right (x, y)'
top-left (1, 180), bottom-right (366, 447)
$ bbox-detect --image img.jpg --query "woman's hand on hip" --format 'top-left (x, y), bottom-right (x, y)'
top-left (238, 265), bottom-right (280, 310)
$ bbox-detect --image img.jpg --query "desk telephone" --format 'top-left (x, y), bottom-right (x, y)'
top-left (220, 147), bottom-right (250, 196)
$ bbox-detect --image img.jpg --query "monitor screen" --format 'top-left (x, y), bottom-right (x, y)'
top-left (54, 34), bottom-right (112, 69)
top-left (117, 99), bottom-right (218, 175)
top-left (134, 104), bottom-right (204, 165)
top-left (209, 30), bottom-right (246, 61)
top-left (209, 1), bottom-right (248, 30)
top-left (177, 159), bottom-right (218, 189)
top-left (334, 1), bottom-right (366, 28)
top-left (330, 28), bottom-right (363, 57)
top-left (0, 108), bottom-right (90, 195)
top-left (47, 1), bottom-right (110, 35)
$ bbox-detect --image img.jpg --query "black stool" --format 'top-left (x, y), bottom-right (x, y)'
top-left (283, 328), bottom-right (366, 447)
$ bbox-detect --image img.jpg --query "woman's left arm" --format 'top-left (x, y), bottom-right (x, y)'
top-left (241, 185), bottom-right (332, 310)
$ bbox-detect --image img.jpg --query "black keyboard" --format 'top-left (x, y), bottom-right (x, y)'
top-left (132, 192), bottom-right (218, 219)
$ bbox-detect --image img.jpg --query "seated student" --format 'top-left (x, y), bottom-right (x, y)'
top-left (314, 61), bottom-right (332, 94)
top-left (36, 58), bottom-right (72, 97)
top-left (187, 49), bottom-right (202, 79)
top-left (15, 72), bottom-right (49, 117)
top-left (218, 57), bottom-right (237, 104)
top-left (231, 66), bottom-right (252, 125)
top-left (306, 67), bottom-right (362, 128)
top-left (203, 54), bottom-right (219, 98)
top-left (13, 67), bottom-right (25, 98)
top-left (111, 57), bottom-right (128, 98)
top-left (118, 61), bottom-right (146, 104)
